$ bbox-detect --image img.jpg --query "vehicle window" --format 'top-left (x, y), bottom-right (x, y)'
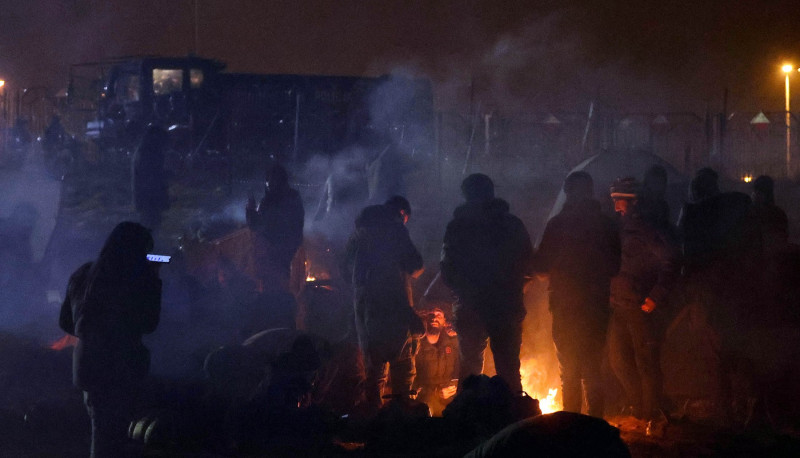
top-left (114, 73), bottom-right (140, 103)
top-left (153, 68), bottom-right (183, 95)
top-left (190, 68), bottom-right (204, 88)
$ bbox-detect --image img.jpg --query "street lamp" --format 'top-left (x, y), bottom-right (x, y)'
top-left (0, 80), bottom-right (5, 147)
top-left (781, 64), bottom-right (800, 178)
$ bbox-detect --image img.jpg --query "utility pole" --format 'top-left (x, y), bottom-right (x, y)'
top-left (193, 0), bottom-right (199, 55)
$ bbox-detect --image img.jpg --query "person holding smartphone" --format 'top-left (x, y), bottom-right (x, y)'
top-left (59, 222), bottom-right (162, 457)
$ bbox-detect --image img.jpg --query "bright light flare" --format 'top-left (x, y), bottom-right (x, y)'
top-left (0, 80), bottom-right (5, 89)
top-left (783, 64), bottom-right (794, 73)
top-left (538, 388), bottom-right (560, 414)
top-left (742, 174), bottom-right (753, 183)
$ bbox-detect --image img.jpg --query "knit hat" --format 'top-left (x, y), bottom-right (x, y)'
top-left (610, 177), bottom-right (639, 199)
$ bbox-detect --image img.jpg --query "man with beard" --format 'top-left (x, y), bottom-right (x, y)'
top-left (608, 177), bottom-right (680, 424)
top-left (440, 173), bottom-right (533, 394)
top-left (533, 171), bottom-right (620, 417)
top-left (413, 308), bottom-right (459, 416)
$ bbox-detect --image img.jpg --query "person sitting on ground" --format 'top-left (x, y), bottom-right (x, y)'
top-left (413, 307), bottom-right (459, 416)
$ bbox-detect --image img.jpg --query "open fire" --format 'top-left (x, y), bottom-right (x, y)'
top-left (520, 357), bottom-right (562, 414)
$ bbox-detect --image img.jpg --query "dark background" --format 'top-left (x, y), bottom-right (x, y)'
top-left (2, 0), bottom-right (800, 114)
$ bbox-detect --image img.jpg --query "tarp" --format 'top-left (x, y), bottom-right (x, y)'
top-left (544, 149), bottom-right (690, 234)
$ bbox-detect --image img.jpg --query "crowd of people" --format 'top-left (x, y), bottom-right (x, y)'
top-left (57, 156), bottom-right (800, 456)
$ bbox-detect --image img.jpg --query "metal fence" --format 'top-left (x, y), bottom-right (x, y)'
top-left (433, 109), bottom-right (800, 184)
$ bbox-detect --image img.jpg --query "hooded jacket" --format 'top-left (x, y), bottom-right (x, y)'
top-left (59, 222), bottom-right (161, 391)
top-left (610, 211), bottom-right (680, 310)
top-left (441, 198), bottom-right (533, 307)
top-left (534, 198), bottom-right (621, 311)
top-left (342, 205), bottom-right (424, 356)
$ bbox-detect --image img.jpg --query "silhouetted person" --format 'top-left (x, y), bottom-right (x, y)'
top-left (678, 167), bottom-right (756, 267)
top-left (43, 114), bottom-right (67, 153)
top-left (59, 222), bottom-right (162, 457)
top-left (639, 164), bottom-right (672, 231)
top-left (678, 167), bottom-right (760, 422)
top-left (341, 196), bottom-right (425, 413)
top-left (441, 174), bottom-right (533, 394)
top-left (246, 163), bottom-right (305, 290)
top-left (751, 175), bottom-right (789, 256)
top-left (607, 177), bottom-right (679, 422)
top-left (132, 124), bottom-right (170, 231)
top-left (413, 308), bottom-right (459, 416)
top-left (533, 171), bottom-right (621, 417)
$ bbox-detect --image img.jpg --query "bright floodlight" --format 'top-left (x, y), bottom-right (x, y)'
top-left (0, 80), bottom-right (4, 88)
top-left (783, 64), bottom-right (794, 73)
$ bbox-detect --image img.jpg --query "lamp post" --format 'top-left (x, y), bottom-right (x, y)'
top-left (782, 64), bottom-right (798, 178)
top-left (0, 80), bottom-right (5, 120)
top-left (0, 80), bottom-right (5, 153)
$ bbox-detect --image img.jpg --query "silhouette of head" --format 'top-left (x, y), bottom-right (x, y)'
top-left (752, 175), bottom-right (775, 205)
top-left (265, 164), bottom-right (289, 193)
top-left (690, 167), bottom-right (719, 202)
top-left (643, 164), bottom-right (668, 198)
top-left (563, 171), bottom-right (594, 202)
top-left (384, 195), bottom-right (411, 224)
top-left (461, 173), bottom-right (495, 202)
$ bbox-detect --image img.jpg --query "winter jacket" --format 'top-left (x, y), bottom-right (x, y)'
top-left (342, 205), bottom-right (425, 356)
top-left (678, 191), bottom-right (756, 270)
top-left (610, 213), bottom-right (680, 310)
top-left (60, 261), bottom-right (161, 391)
top-left (440, 198), bottom-right (533, 308)
top-left (59, 223), bottom-right (161, 392)
top-left (414, 333), bottom-right (459, 390)
top-left (247, 187), bottom-right (305, 268)
top-left (533, 198), bottom-right (621, 311)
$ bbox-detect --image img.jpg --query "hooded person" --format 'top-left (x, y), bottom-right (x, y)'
top-left (341, 196), bottom-right (425, 413)
top-left (59, 222), bottom-right (162, 458)
top-left (639, 164), bottom-right (672, 231)
top-left (678, 168), bottom-right (764, 422)
top-left (440, 174), bottom-right (533, 394)
top-left (532, 171), bottom-right (621, 417)
top-left (246, 163), bottom-right (305, 290)
top-left (751, 175), bottom-right (789, 256)
top-left (132, 124), bottom-right (170, 231)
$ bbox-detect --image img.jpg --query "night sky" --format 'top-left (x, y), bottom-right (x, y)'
top-left (2, 0), bottom-right (800, 114)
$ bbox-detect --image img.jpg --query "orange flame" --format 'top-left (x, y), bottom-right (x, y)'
top-left (520, 357), bottom-right (562, 414)
top-left (50, 334), bottom-right (78, 351)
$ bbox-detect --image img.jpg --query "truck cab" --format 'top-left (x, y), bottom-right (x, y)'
top-left (80, 56), bottom-right (224, 153)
